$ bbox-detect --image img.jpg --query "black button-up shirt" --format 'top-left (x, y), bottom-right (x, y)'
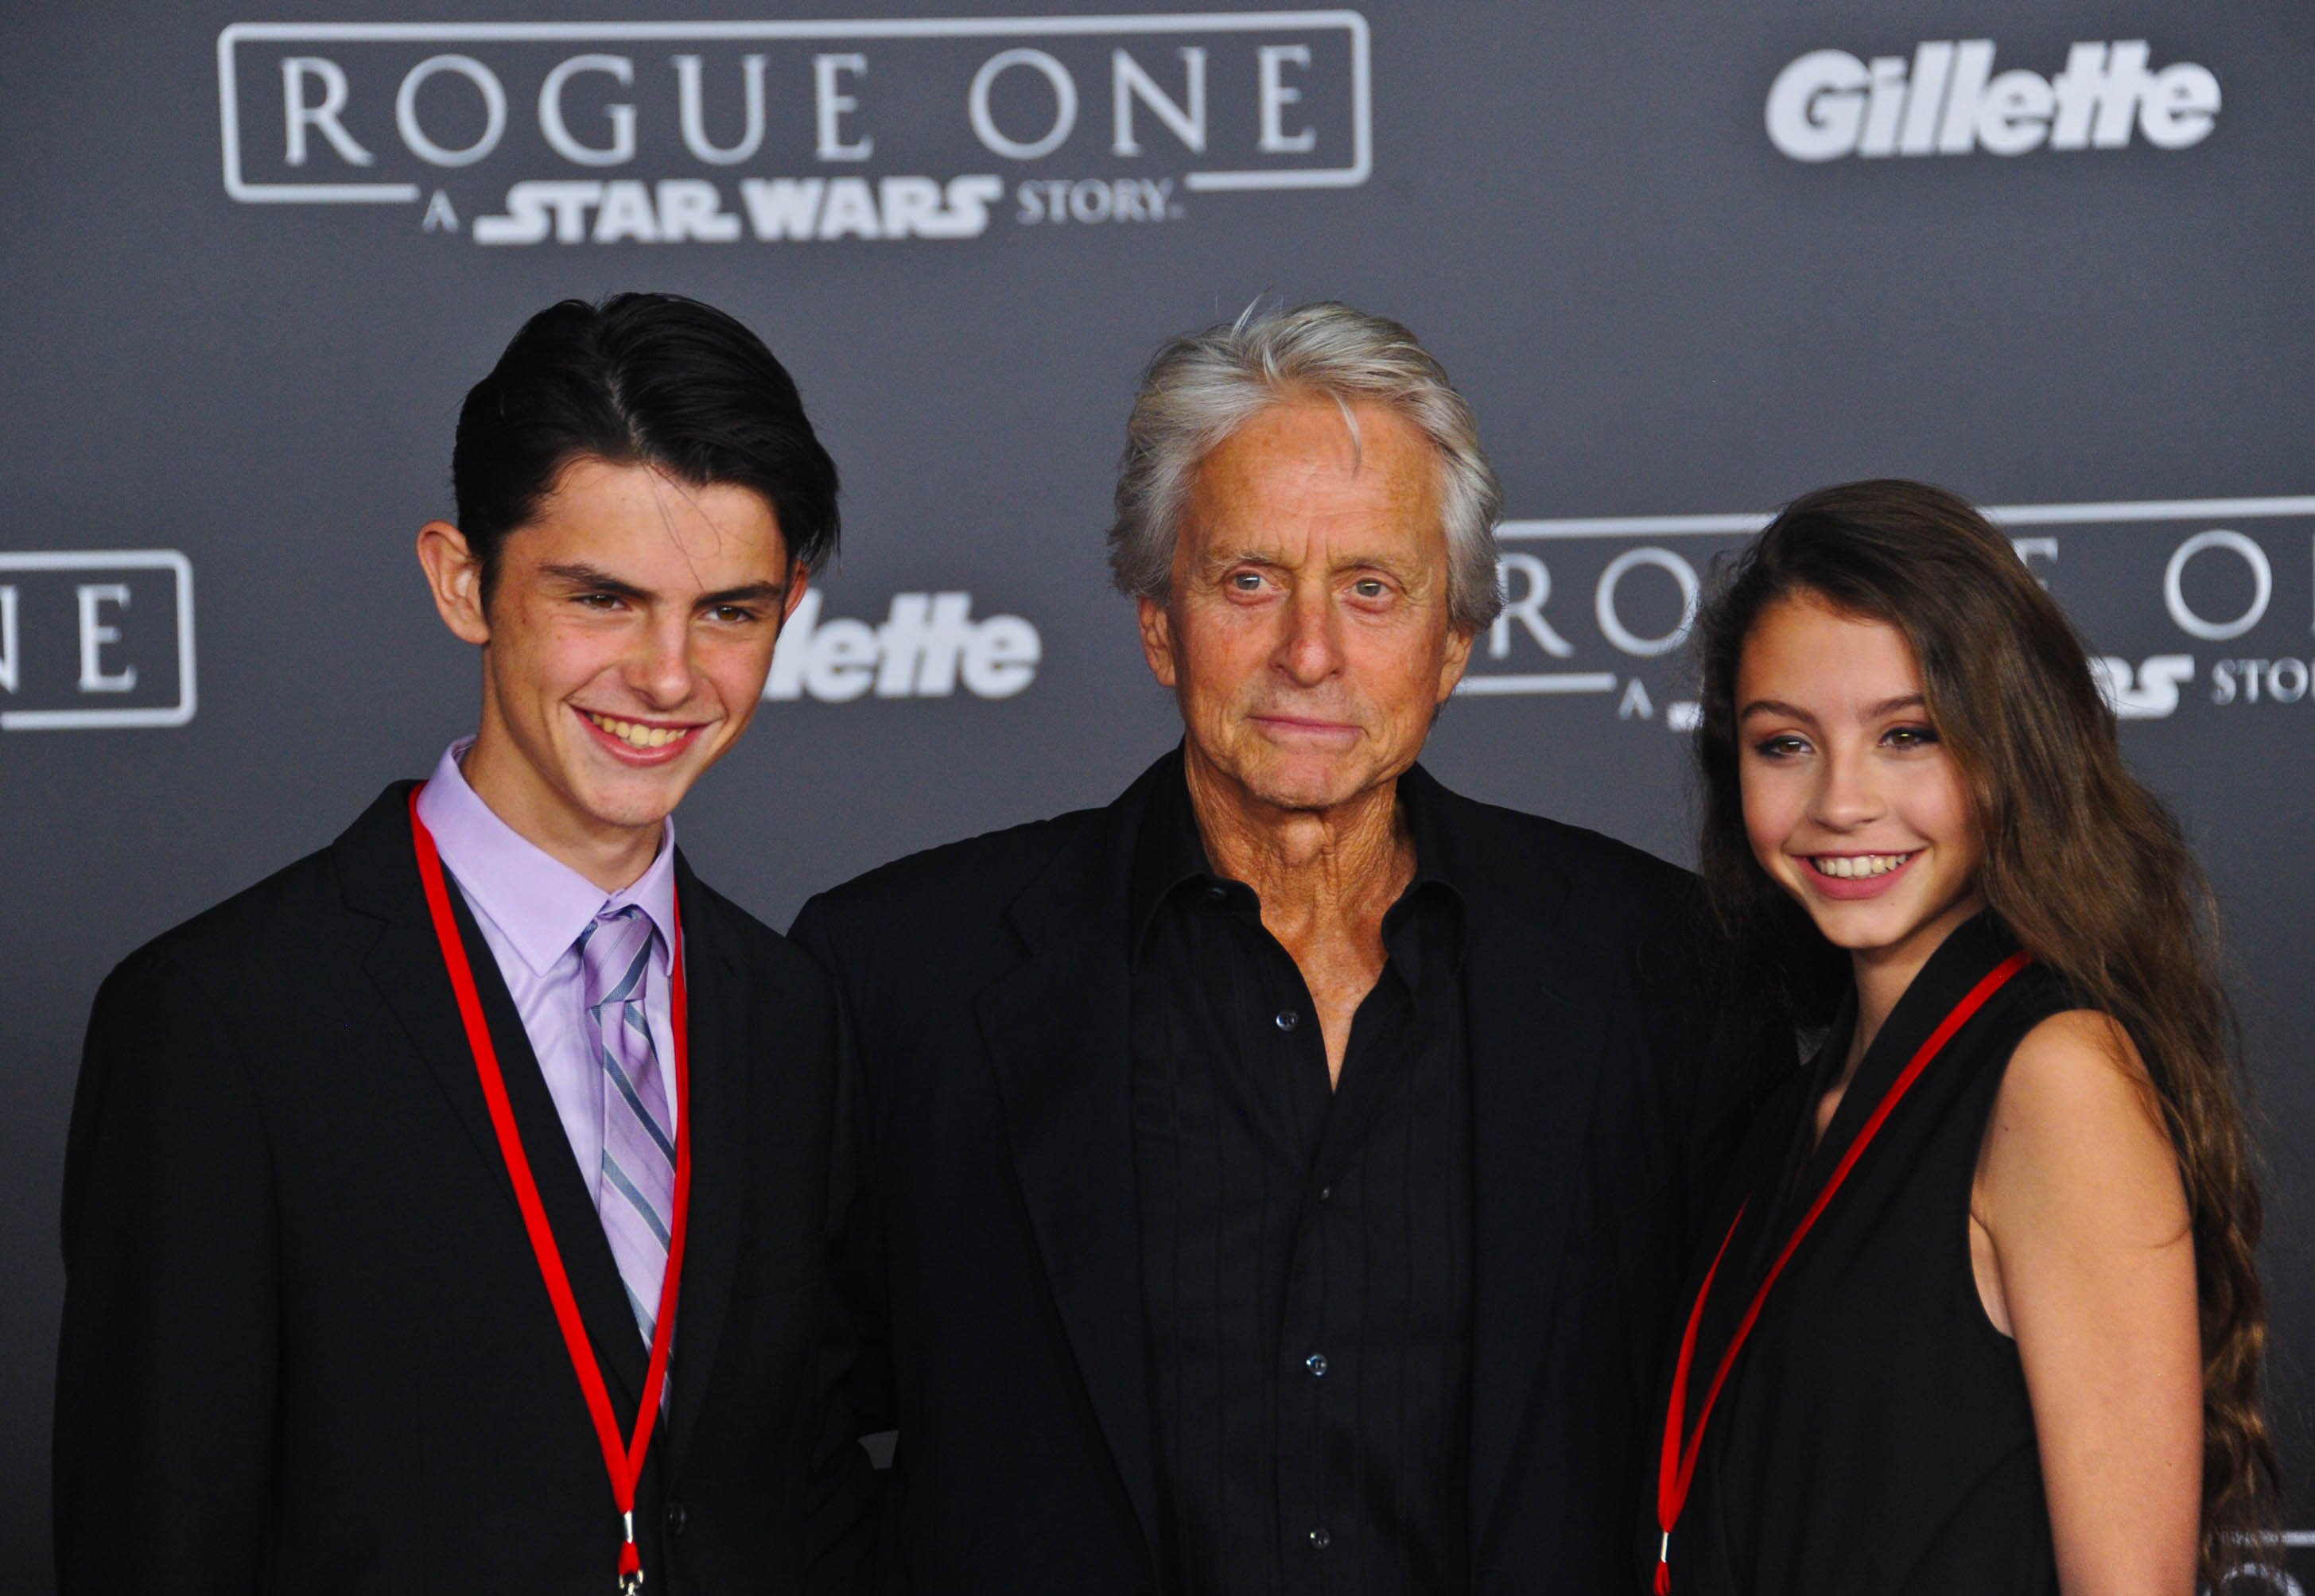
top-left (1128, 759), bottom-right (1475, 1596)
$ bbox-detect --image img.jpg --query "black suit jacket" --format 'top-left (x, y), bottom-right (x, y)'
top-left (54, 782), bottom-right (875, 1594)
top-left (790, 753), bottom-right (1765, 1594)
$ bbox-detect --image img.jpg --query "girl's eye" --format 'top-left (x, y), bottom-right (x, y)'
top-left (1884, 724), bottom-right (1940, 748)
top-left (1753, 734), bottom-right (1809, 759)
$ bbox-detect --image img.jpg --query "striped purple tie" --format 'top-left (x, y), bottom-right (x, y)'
top-left (578, 905), bottom-right (674, 1349)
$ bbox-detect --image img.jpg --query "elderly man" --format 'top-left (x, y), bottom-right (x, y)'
top-left (793, 303), bottom-right (1759, 1594)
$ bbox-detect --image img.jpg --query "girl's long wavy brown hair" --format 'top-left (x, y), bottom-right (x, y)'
top-left (1692, 480), bottom-right (2277, 1581)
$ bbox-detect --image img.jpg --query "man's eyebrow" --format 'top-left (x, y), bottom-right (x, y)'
top-left (539, 562), bottom-right (651, 600)
top-left (1192, 547), bottom-right (1424, 577)
top-left (1195, 544), bottom-right (1288, 570)
top-left (1336, 553), bottom-right (1424, 579)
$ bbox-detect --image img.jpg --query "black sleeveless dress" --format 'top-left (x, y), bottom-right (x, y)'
top-left (1649, 913), bottom-right (2072, 1595)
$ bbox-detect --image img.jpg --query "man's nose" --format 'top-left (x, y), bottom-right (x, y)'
top-left (1273, 584), bottom-right (1342, 686)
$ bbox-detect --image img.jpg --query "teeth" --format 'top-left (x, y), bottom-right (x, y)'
top-left (1816, 852), bottom-right (1913, 880)
top-left (585, 711), bottom-right (686, 750)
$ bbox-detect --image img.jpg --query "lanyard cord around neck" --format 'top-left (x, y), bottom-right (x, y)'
top-left (1653, 949), bottom-right (2031, 1594)
top-left (409, 786), bottom-right (692, 1593)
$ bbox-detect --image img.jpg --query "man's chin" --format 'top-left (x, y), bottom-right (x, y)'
top-left (1223, 758), bottom-right (1382, 817)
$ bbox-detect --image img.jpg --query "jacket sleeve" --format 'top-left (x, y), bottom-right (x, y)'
top-left (1680, 923), bottom-right (1791, 1250)
top-left (54, 949), bottom-right (280, 1594)
top-left (793, 899), bottom-right (899, 1594)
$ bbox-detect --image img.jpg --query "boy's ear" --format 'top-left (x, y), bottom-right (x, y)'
top-left (417, 521), bottom-right (491, 645)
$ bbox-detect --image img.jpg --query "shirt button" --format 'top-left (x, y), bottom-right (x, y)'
top-left (1317, 1186), bottom-right (1333, 1203)
top-left (1205, 884), bottom-right (1227, 901)
top-left (1309, 1527), bottom-right (1332, 1551)
top-left (1306, 1353), bottom-right (1328, 1377)
top-left (1275, 1009), bottom-right (1299, 1031)
top-left (665, 1501), bottom-right (688, 1537)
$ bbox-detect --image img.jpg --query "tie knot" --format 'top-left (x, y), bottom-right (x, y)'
top-left (578, 905), bottom-right (655, 1011)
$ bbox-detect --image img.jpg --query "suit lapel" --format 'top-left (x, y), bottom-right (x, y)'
top-left (346, 785), bottom-right (648, 1412)
top-left (1456, 816), bottom-right (1608, 1547)
top-left (663, 857), bottom-right (747, 1461)
top-left (972, 770), bottom-right (1163, 1559)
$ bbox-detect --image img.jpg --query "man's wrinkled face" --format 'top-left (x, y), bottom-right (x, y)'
top-left (1138, 398), bottom-right (1472, 817)
top-left (426, 456), bottom-right (806, 850)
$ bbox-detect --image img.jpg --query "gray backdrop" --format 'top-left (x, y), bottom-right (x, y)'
top-left (6, 2), bottom-right (2310, 1587)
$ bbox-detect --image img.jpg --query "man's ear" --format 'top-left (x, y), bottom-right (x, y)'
top-left (1137, 594), bottom-right (1179, 689)
top-left (417, 521), bottom-right (491, 645)
top-left (1436, 622), bottom-right (1474, 703)
top-left (779, 562), bottom-right (811, 627)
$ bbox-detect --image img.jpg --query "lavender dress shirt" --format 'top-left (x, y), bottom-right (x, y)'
top-left (414, 738), bottom-right (680, 1194)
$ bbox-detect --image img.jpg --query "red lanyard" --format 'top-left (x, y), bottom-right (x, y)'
top-left (410, 788), bottom-right (692, 1593)
top-left (1653, 949), bottom-right (2030, 1594)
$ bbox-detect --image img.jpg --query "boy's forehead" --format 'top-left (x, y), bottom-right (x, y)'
top-left (515, 466), bottom-right (790, 581)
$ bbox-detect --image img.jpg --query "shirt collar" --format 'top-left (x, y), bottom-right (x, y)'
top-left (1388, 769), bottom-right (1469, 983)
top-left (1128, 747), bottom-right (1219, 959)
top-left (413, 737), bottom-right (679, 977)
top-left (1128, 744), bottom-right (1468, 971)
top-left (1391, 766), bottom-right (1466, 911)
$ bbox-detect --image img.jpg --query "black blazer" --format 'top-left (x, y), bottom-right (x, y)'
top-left (790, 753), bottom-right (1764, 1594)
top-left (54, 782), bottom-right (875, 1594)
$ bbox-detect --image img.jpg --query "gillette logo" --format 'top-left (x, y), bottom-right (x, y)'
top-left (1767, 41), bottom-right (2219, 161)
top-left (763, 590), bottom-right (1040, 703)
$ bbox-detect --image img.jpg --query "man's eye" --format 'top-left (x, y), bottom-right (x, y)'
top-left (710, 605), bottom-right (759, 624)
top-left (1229, 572), bottom-right (1264, 592)
top-left (576, 592), bottom-right (623, 610)
top-left (1352, 579), bottom-right (1387, 599)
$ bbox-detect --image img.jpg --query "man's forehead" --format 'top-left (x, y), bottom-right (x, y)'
top-left (1193, 523), bottom-right (1435, 570)
top-left (1204, 398), bottom-right (1432, 475)
top-left (1186, 474), bottom-right (1447, 568)
top-left (1193, 394), bottom-right (1436, 495)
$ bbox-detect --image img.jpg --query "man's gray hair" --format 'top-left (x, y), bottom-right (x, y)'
top-left (1107, 301), bottom-right (1505, 631)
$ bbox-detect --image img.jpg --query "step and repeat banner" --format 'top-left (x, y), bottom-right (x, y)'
top-left (4, 3), bottom-right (2309, 1586)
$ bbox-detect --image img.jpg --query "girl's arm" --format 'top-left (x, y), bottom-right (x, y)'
top-left (1975, 1009), bottom-right (2201, 1595)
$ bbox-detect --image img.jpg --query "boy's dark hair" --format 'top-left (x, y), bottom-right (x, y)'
top-left (452, 293), bottom-right (839, 599)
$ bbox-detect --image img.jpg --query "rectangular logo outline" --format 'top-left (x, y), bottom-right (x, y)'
top-left (1463, 494), bottom-right (2315, 696)
top-left (217, 10), bottom-right (1373, 204)
top-left (0, 550), bottom-right (198, 730)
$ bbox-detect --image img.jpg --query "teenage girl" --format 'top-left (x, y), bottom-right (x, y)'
top-left (1650, 480), bottom-right (2274, 1594)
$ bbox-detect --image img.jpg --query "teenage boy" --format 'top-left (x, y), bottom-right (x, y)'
top-left (54, 293), bottom-right (872, 1594)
